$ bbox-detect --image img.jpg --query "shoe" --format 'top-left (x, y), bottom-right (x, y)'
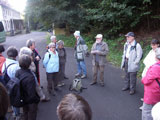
top-left (64, 76), bottom-right (68, 79)
top-left (41, 95), bottom-right (50, 102)
top-left (129, 90), bottom-right (135, 95)
top-left (90, 82), bottom-right (97, 85)
top-left (81, 74), bottom-right (87, 79)
top-left (139, 106), bottom-right (143, 110)
top-left (54, 87), bottom-right (62, 91)
top-left (140, 98), bottom-right (144, 102)
top-left (122, 87), bottom-right (129, 91)
top-left (75, 73), bottom-right (81, 77)
top-left (58, 82), bottom-right (65, 87)
top-left (40, 95), bottom-right (46, 101)
top-left (41, 97), bottom-right (50, 102)
top-left (100, 82), bottom-right (104, 87)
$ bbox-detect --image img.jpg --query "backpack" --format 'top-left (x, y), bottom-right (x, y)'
top-left (125, 41), bottom-right (143, 60)
top-left (1, 63), bottom-right (15, 86)
top-left (6, 77), bottom-right (24, 107)
top-left (69, 78), bottom-right (87, 93)
top-left (43, 51), bottom-right (51, 60)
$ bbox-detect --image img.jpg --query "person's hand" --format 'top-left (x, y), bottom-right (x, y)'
top-left (91, 51), bottom-right (96, 54)
top-left (85, 52), bottom-right (90, 57)
top-left (36, 56), bottom-right (40, 61)
top-left (94, 50), bottom-right (100, 54)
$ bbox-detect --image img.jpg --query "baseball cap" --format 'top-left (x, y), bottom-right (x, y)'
top-left (125, 32), bottom-right (135, 37)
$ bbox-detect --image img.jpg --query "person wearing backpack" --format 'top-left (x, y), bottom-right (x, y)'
top-left (15, 54), bottom-right (40, 120)
top-left (141, 48), bottom-right (160, 120)
top-left (74, 31), bottom-right (88, 79)
top-left (43, 42), bottom-right (59, 96)
top-left (19, 47), bottom-right (50, 102)
top-left (1, 46), bottom-right (20, 119)
top-left (0, 45), bottom-right (6, 85)
top-left (121, 32), bottom-right (143, 95)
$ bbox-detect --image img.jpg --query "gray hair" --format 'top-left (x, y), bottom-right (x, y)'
top-left (50, 36), bottom-right (56, 42)
top-left (48, 42), bottom-right (56, 48)
top-left (57, 40), bottom-right (64, 46)
top-left (57, 93), bottom-right (92, 120)
top-left (155, 48), bottom-right (160, 59)
top-left (19, 47), bottom-right (33, 57)
top-left (26, 39), bottom-right (35, 48)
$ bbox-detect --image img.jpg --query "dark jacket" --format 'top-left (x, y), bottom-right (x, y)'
top-left (33, 49), bottom-right (41, 83)
top-left (15, 69), bottom-right (40, 105)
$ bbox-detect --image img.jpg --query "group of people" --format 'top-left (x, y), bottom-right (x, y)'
top-left (0, 32), bottom-right (93, 120)
top-left (121, 32), bottom-right (160, 120)
top-left (0, 30), bottom-right (160, 120)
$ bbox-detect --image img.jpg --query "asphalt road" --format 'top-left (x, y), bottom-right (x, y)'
top-left (3, 32), bottom-right (144, 120)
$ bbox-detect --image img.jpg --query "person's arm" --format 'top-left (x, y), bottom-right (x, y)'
top-left (142, 65), bottom-right (159, 85)
top-left (134, 43), bottom-right (143, 64)
top-left (43, 52), bottom-right (50, 68)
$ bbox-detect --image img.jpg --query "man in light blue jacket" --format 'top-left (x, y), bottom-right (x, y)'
top-left (43, 43), bottom-right (59, 95)
top-left (121, 32), bottom-right (143, 95)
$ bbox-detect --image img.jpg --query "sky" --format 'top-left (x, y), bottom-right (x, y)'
top-left (8, 0), bottom-right (27, 13)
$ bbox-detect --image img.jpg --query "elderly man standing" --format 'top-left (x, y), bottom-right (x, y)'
top-left (121, 32), bottom-right (143, 95)
top-left (90, 34), bottom-right (109, 86)
top-left (74, 31), bottom-right (88, 79)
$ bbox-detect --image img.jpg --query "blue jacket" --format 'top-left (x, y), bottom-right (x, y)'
top-left (43, 50), bottom-right (59, 73)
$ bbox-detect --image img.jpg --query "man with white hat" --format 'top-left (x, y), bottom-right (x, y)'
top-left (121, 32), bottom-right (143, 95)
top-left (90, 34), bottom-right (109, 86)
top-left (74, 30), bottom-right (88, 79)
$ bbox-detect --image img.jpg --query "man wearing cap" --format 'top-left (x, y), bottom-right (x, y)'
top-left (121, 32), bottom-right (143, 95)
top-left (74, 31), bottom-right (88, 79)
top-left (90, 34), bottom-right (109, 86)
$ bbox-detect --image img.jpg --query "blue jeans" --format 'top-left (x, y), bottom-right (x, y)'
top-left (77, 60), bottom-right (87, 75)
top-left (12, 107), bottom-right (20, 116)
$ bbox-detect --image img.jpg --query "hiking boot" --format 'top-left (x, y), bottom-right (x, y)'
top-left (81, 74), bottom-right (87, 79)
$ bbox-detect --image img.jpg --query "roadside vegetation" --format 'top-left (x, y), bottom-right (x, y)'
top-left (27, 0), bottom-right (160, 78)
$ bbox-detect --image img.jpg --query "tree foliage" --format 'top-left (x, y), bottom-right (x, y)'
top-left (25, 0), bottom-right (160, 37)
